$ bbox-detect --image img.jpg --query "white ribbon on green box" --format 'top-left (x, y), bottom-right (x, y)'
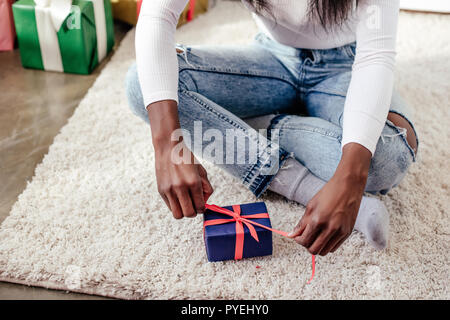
top-left (33, 0), bottom-right (109, 72)
top-left (34, 0), bottom-right (72, 72)
top-left (90, 0), bottom-right (107, 61)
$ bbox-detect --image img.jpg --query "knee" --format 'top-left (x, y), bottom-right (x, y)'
top-left (125, 63), bottom-right (148, 120)
top-left (366, 123), bottom-right (415, 194)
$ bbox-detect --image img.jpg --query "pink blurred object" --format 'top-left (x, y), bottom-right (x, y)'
top-left (137, 0), bottom-right (142, 18)
top-left (0, 0), bottom-right (16, 51)
top-left (187, 0), bottom-right (195, 21)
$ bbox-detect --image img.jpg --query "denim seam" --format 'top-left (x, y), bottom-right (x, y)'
top-left (270, 115), bottom-right (342, 141)
top-left (179, 69), bottom-right (199, 93)
top-left (243, 147), bottom-right (290, 198)
top-left (251, 150), bottom-right (291, 198)
top-left (241, 140), bottom-right (275, 185)
top-left (306, 88), bottom-right (347, 98)
top-left (241, 149), bottom-right (268, 187)
top-left (263, 51), bottom-right (303, 99)
top-left (296, 61), bottom-right (307, 98)
top-left (267, 114), bottom-right (292, 140)
top-left (178, 65), bottom-right (296, 89)
top-left (243, 116), bottom-right (291, 196)
top-left (280, 126), bottom-right (342, 141)
top-left (180, 90), bottom-right (249, 133)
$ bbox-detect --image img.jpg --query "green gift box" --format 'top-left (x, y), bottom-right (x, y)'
top-left (12, 0), bottom-right (114, 74)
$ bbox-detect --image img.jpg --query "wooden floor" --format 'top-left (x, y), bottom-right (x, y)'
top-left (0, 22), bottom-right (131, 300)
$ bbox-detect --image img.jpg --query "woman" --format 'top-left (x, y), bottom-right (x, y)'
top-left (126, 0), bottom-right (418, 256)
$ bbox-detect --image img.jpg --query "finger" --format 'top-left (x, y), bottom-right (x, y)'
top-left (166, 191), bottom-right (183, 219)
top-left (288, 206), bottom-right (312, 238)
top-left (175, 187), bottom-right (197, 218)
top-left (294, 223), bottom-right (319, 248)
top-left (198, 166), bottom-right (214, 203)
top-left (320, 233), bottom-right (345, 256)
top-left (189, 181), bottom-right (206, 213)
top-left (160, 193), bottom-right (171, 210)
top-left (330, 234), bottom-right (350, 253)
top-left (288, 218), bottom-right (307, 238)
top-left (308, 229), bottom-right (337, 256)
top-left (202, 178), bottom-right (214, 203)
top-left (198, 164), bottom-right (208, 178)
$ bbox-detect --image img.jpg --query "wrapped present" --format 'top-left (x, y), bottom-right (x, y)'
top-left (0, 0), bottom-right (16, 51)
top-left (204, 202), bottom-right (316, 283)
top-left (12, 0), bottom-right (114, 74)
top-left (203, 202), bottom-right (279, 262)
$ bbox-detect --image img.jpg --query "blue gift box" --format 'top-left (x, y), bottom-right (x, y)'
top-left (203, 202), bottom-right (273, 262)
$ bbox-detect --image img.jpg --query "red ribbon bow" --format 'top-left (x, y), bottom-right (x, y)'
top-left (204, 204), bottom-right (316, 283)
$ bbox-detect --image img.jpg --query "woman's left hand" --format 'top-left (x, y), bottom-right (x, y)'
top-left (288, 143), bottom-right (372, 256)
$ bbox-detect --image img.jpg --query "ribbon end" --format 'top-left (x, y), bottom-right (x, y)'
top-left (306, 255), bottom-right (316, 284)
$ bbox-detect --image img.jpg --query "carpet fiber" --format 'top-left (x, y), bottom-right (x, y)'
top-left (0, 1), bottom-right (449, 299)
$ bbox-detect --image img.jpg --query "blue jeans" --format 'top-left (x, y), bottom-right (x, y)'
top-left (126, 32), bottom-right (418, 198)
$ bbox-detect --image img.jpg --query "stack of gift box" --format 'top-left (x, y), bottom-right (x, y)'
top-left (1, 0), bottom-right (208, 74)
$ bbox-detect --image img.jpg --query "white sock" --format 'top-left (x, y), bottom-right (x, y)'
top-left (354, 197), bottom-right (389, 249)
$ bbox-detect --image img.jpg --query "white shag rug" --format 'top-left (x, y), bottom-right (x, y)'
top-left (0, 1), bottom-right (449, 299)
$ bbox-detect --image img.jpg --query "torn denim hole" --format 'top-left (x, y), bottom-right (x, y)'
top-left (176, 44), bottom-right (195, 68)
top-left (381, 123), bottom-right (407, 144)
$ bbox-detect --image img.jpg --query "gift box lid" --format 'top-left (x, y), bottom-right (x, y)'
top-left (203, 202), bottom-right (272, 237)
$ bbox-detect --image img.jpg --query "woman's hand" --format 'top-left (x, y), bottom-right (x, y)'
top-left (288, 143), bottom-right (372, 256)
top-left (155, 143), bottom-right (213, 219)
top-left (147, 100), bottom-right (214, 219)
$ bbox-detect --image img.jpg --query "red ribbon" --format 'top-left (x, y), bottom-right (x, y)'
top-left (204, 204), bottom-right (316, 283)
top-left (187, 0), bottom-right (196, 22)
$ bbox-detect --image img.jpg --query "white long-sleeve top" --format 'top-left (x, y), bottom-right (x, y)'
top-left (136, 0), bottom-right (400, 156)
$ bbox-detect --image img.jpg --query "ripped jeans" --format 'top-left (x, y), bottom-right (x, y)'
top-left (126, 32), bottom-right (418, 197)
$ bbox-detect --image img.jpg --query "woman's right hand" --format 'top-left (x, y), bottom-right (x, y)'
top-left (148, 100), bottom-right (214, 219)
top-left (154, 142), bottom-right (213, 219)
